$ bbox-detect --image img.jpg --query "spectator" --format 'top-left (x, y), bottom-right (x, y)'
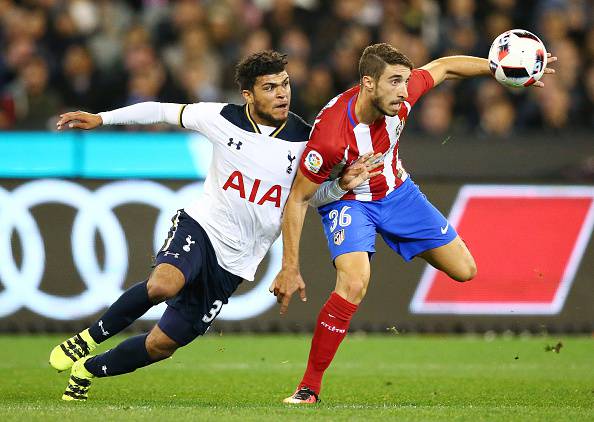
top-left (5, 55), bottom-right (62, 130)
top-left (58, 45), bottom-right (107, 112)
top-left (301, 66), bottom-right (335, 122)
top-left (0, 0), bottom-right (589, 135)
top-left (417, 89), bottom-right (455, 135)
top-left (479, 97), bottom-right (516, 137)
top-left (536, 79), bottom-right (571, 130)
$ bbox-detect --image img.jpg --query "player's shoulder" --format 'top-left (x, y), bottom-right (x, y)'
top-left (405, 69), bottom-right (435, 107)
top-left (218, 104), bottom-right (310, 142)
top-left (180, 102), bottom-right (227, 130)
top-left (319, 86), bottom-right (358, 120)
top-left (219, 103), bottom-right (255, 132)
top-left (186, 102), bottom-right (227, 113)
top-left (183, 102), bottom-right (228, 122)
top-left (275, 111), bottom-right (311, 143)
top-left (311, 86), bottom-right (358, 137)
top-left (314, 86), bottom-right (358, 135)
top-left (410, 68), bottom-right (433, 83)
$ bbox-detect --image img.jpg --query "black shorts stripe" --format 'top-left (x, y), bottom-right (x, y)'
top-left (160, 210), bottom-right (182, 253)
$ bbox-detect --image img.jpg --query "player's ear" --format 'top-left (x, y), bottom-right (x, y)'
top-left (241, 89), bottom-right (254, 104)
top-left (361, 75), bottom-right (375, 92)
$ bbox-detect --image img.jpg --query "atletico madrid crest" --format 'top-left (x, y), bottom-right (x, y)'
top-left (395, 119), bottom-right (405, 138)
top-left (333, 229), bottom-right (345, 246)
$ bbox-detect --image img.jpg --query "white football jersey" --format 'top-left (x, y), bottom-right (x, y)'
top-left (180, 102), bottom-right (310, 281)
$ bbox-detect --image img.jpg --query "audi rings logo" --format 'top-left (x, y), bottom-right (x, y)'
top-left (0, 179), bottom-right (280, 321)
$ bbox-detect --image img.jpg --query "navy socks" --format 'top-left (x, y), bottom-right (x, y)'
top-left (84, 334), bottom-right (153, 377)
top-left (88, 281), bottom-right (152, 344)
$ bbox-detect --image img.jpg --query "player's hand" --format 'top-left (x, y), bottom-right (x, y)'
top-left (533, 53), bottom-right (557, 88)
top-left (269, 267), bottom-right (307, 315)
top-left (57, 111), bottom-right (102, 130)
top-left (338, 152), bottom-right (383, 191)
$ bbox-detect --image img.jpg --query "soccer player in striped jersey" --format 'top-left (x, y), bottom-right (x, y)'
top-left (49, 50), bottom-right (381, 401)
top-left (271, 43), bottom-right (557, 403)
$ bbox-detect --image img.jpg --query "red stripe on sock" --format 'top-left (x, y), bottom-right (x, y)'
top-left (299, 292), bottom-right (358, 395)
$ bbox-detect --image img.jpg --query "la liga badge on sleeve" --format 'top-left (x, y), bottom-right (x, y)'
top-left (305, 150), bottom-right (323, 174)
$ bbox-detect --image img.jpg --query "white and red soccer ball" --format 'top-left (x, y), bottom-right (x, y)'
top-left (488, 29), bottom-right (547, 88)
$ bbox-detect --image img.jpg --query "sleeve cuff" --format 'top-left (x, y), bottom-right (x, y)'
top-left (98, 111), bottom-right (112, 125)
top-left (329, 178), bottom-right (348, 198)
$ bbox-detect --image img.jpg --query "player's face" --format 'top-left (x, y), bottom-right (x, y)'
top-left (248, 71), bottom-right (291, 126)
top-left (371, 64), bottom-right (411, 117)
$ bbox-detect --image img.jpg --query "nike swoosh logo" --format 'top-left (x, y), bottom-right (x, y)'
top-left (440, 223), bottom-right (449, 235)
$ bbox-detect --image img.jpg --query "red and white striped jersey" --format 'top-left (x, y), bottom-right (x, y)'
top-left (299, 69), bottom-right (434, 201)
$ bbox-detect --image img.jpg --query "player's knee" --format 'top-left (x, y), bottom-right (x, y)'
top-left (349, 281), bottom-right (368, 302)
top-left (450, 259), bottom-right (477, 282)
top-left (145, 330), bottom-right (179, 361)
top-left (337, 277), bottom-right (369, 303)
top-left (147, 264), bottom-right (185, 303)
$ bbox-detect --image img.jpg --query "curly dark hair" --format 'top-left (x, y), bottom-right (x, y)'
top-left (359, 43), bottom-right (413, 81)
top-left (234, 50), bottom-right (288, 91)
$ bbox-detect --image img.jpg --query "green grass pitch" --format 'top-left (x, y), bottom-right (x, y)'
top-left (0, 334), bottom-right (592, 421)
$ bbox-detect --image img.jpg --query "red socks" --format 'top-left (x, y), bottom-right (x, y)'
top-left (299, 292), bottom-right (358, 395)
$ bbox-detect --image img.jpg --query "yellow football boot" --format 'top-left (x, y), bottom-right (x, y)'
top-left (49, 329), bottom-right (96, 372)
top-left (62, 356), bottom-right (95, 401)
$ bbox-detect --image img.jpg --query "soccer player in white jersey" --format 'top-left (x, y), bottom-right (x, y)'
top-left (271, 43), bottom-right (557, 403)
top-left (49, 51), bottom-right (381, 401)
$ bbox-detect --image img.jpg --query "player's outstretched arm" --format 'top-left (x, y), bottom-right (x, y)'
top-left (420, 56), bottom-right (491, 87)
top-left (270, 170), bottom-right (320, 314)
top-left (56, 102), bottom-right (186, 131)
top-left (421, 53), bottom-right (557, 88)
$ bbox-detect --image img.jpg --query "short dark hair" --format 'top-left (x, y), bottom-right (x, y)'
top-left (359, 43), bottom-right (413, 81)
top-left (234, 50), bottom-right (288, 91)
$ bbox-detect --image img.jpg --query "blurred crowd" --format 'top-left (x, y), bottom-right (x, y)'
top-left (0, 0), bottom-right (592, 136)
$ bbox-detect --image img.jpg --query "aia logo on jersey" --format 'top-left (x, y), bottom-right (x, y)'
top-left (223, 170), bottom-right (282, 207)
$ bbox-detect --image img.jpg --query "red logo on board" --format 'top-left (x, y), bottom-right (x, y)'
top-left (410, 185), bottom-right (594, 315)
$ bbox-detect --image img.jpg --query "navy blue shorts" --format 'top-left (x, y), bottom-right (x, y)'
top-left (154, 209), bottom-right (243, 346)
top-left (318, 178), bottom-right (458, 262)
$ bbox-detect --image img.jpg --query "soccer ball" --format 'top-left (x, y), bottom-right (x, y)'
top-left (488, 29), bottom-right (547, 88)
